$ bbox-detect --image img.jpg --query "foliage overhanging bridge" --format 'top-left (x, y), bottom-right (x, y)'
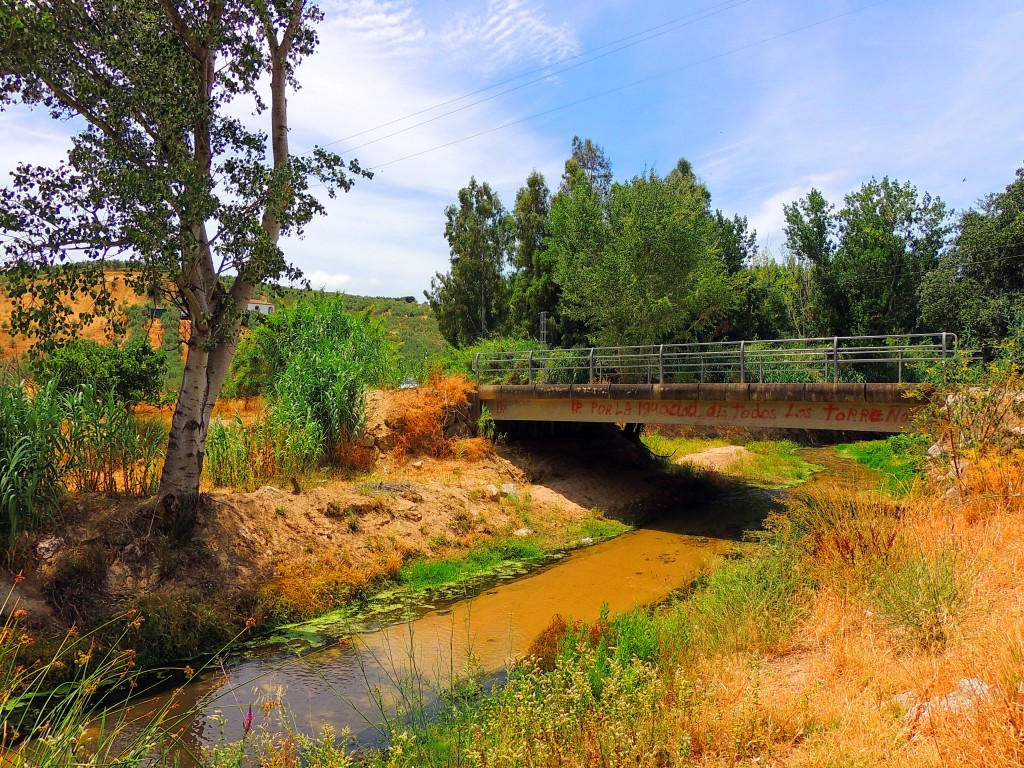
top-left (472, 333), bottom-right (957, 433)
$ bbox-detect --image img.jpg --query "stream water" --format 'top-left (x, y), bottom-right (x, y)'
top-left (107, 447), bottom-right (877, 761)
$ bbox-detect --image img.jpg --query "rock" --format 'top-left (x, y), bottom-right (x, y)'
top-left (36, 537), bottom-right (63, 561)
top-left (482, 484), bottom-right (501, 502)
top-left (258, 485), bottom-right (284, 494)
top-left (412, 461), bottom-right (424, 469)
top-left (513, 527), bottom-right (533, 537)
top-left (105, 559), bottom-right (160, 593)
top-left (393, 497), bottom-right (416, 513)
top-left (903, 677), bottom-right (991, 722)
top-left (580, 537), bottom-right (594, 544)
top-left (892, 690), bottom-right (917, 710)
top-left (927, 442), bottom-right (945, 458)
top-left (957, 677), bottom-right (990, 699)
top-left (499, 483), bottom-right (518, 499)
top-left (403, 511), bottom-right (423, 523)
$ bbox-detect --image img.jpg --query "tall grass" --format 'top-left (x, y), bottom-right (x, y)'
top-left (0, 381), bottom-right (67, 550)
top-left (224, 296), bottom-right (398, 467)
top-left (0, 380), bottom-right (165, 550)
top-left (204, 411), bottom-right (323, 490)
top-left (61, 384), bottom-right (167, 496)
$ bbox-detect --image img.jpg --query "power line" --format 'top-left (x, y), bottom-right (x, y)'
top-left (307, 0), bottom-right (755, 155)
top-left (364, 0), bottom-right (893, 171)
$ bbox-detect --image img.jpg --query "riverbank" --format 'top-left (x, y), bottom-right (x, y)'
top-left (343, 431), bottom-right (1024, 768)
top-left (4, 416), bottom-right (748, 670)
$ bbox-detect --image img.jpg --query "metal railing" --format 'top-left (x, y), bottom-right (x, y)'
top-left (472, 333), bottom-right (958, 386)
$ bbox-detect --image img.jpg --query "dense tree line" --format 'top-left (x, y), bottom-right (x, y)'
top-left (427, 137), bottom-right (1024, 350)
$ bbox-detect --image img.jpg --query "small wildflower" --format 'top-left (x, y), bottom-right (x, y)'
top-left (19, 634), bottom-right (34, 647)
top-left (67, 625), bottom-right (79, 638)
top-left (243, 705), bottom-right (253, 735)
top-left (183, 665), bottom-right (195, 679)
top-left (12, 609), bottom-right (27, 621)
top-left (245, 616), bottom-right (257, 630)
top-left (14, 572), bottom-right (25, 585)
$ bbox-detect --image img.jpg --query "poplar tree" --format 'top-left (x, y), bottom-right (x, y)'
top-left (0, 0), bottom-right (368, 521)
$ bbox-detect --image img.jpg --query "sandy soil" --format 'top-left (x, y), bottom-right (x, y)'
top-left (676, 444), bottom-right (755, 472)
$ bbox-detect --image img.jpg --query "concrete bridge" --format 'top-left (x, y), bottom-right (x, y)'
top-left (478, 382), bottom-right (925, 433)
top-left (473, 334), bottom-right (954, 433)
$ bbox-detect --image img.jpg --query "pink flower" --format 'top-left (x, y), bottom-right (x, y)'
top-left (243, 705), bottom-right (253, 735)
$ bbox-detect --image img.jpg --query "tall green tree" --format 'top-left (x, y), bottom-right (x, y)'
top-left (0, 0), bottom-right (366, 512)
top-left (783, 188), bottom-right (840, 334)
top-left (784, 180), bottom-right (949, 336)
top-left (714, 211), bottom-right (758, 275)
top-left (836, 178), bottom-right (949, 335)
top-left (558, 136), bottom-right (613, 199)
top-left (551, 164), bottom-right (733, 347)
top-left (919, 165), bottom-right (1024, 341)
top-left (508, 170), bottom-right (556, 340)
top-left (426, 178), bottom-right (512, 346)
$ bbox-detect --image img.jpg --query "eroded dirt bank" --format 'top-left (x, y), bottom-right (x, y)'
top-left (3, 422), bottom-right (723, 665)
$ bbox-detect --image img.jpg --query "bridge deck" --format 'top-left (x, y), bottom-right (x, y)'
top-left (478, 382), bottom-right (929, 432)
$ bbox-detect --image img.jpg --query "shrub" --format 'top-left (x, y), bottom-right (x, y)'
top-left (225, 296), bottom-right (398, 461)
top-left (34, 337), bottom-right (165, 405)
top-left (870, 549), bottom-right (972, 649)
top-left (388, 373), bottom-right (477, 459)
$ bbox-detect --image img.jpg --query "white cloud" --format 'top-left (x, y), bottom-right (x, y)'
top-left (298, 269), bottom-right (354, 292)
top-left (441, 0), bottom-right (578, 75)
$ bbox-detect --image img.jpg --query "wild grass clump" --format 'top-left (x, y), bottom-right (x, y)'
top-left (673, 518), bottom-right (810, 657)
top-left (0, 380), bottom-right (166, 550)
top-left (204, 410), bottom-right (322, 490)
top-left (786, 483), bottom-right (905, 579)
top-left (869, 550), bottom-right (972, 649)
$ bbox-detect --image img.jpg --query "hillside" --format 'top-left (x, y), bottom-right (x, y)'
top-left (0, 271), bottom-right (446, 382)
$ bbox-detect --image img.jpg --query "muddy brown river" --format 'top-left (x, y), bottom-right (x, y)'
top-left (99, 448), bottom-right (876, 762)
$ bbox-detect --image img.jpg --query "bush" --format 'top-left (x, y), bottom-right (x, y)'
top-left (387, 374), bottom-right (477, 459)
top-left (225, 296), bottom-right (398, 460)
top-left (34, 338), bottom-right (165, 405)
top-left (870, 550), bottom-right (972, 649)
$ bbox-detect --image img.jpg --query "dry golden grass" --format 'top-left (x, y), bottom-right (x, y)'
top-left (256, 547), bottom-right (410, 622)
top-left (387, 373), bottom-right (482, 460)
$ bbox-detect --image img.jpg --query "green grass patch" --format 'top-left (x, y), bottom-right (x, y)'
top-left (742, 440), bottom-right (822, 488)
top-left (400, 539), bottom-right (545, 591)
top-left (642, 434), bottom-right (820, 489)
top-left (837, 433), bottom-right (928, 495)
top-left (642, 433), bottom-right (732, 458)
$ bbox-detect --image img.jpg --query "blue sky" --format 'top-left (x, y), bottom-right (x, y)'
top-left (2, 0), bottom-right (1023, 297)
